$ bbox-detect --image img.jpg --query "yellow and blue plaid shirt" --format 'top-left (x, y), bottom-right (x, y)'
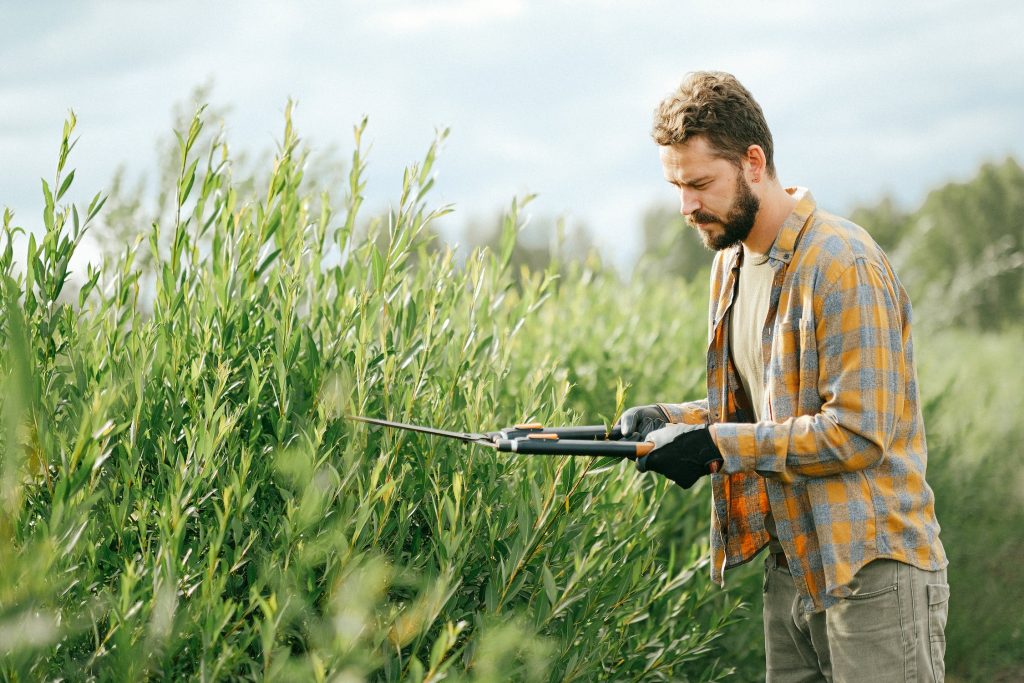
top-left (661, 188), bottom-right (946, 613)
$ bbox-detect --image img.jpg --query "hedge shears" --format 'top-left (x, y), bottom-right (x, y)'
top-left (347, 416), bottom-right (656, 459)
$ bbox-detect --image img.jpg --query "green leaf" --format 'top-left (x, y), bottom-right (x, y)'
top-left (88, 192), bottom-right (107, 220)
top-left (41, 179), bottom-right (54, 232)
top-left (542, 564), bottom-right (558, 606)
top-left (26, 232), bottom-right (37, 293)
top-left (407, 657), bottom-right (425, 681)
top-left (371, 245), bottom-right (385, 290)
top-left (174, 129), bottom-right (186, 160)
top-left (254, 248), bottom-right (281, 279)
top-left (57, 169), bottom-right (75, 201)
top-left (179, 158), bottom-right (200, 204)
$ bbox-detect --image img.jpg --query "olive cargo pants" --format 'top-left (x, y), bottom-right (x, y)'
top-left (763, 556), bottom-right (949, 682)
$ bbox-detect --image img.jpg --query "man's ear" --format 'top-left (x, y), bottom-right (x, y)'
top-left (745, 144), bottom-right (767, 183)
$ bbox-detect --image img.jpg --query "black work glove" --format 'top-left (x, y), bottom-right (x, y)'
top-left (618, 404), bottom-right (670, 441)
top-left (635, 423), bottom-right (723, 489)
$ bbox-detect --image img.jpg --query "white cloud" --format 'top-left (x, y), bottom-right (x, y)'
top-left (370, 0), bottom-right (525, 35)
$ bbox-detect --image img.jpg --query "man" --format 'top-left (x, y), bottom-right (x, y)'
top-left (620, 71), bottom-right (949, 681)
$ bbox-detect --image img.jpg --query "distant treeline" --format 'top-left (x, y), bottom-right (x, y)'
top-left (88, 90), bottom-right (1022, 331)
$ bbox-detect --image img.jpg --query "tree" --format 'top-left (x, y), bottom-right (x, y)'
top-left (863, 157), bottom-right (1024, 329)
top-left (850, 194), bottom-right (910, 253)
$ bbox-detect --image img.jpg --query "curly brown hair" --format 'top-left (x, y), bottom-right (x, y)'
top-left (652, 71), bottom-right (776, 178)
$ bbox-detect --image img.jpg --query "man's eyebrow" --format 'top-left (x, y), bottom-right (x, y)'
top-left (668, 175), bottom-right (713, 187)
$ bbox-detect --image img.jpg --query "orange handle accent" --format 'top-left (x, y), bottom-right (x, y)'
top-left (514, 422), bottom-right (544, 430)
top-left (527, 433), bottom-right (559, 440)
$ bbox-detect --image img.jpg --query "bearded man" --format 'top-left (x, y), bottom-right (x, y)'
top-left (620, 71), bottom-right (949, 682)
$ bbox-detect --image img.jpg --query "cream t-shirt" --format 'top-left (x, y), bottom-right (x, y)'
top-left (729, 244), bottom-right (783, 553)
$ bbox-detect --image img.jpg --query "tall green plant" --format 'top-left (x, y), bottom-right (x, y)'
top-left (0, 107), bottom-right (745, 681)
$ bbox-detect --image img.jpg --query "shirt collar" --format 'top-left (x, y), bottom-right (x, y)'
top-left (768, 187), bottom-right (815, 264)
top-left (722, 187), bottom-right (815, 272)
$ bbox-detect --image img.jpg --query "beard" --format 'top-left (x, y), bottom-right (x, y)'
top-left (688, 173), bottom-right (760, 251)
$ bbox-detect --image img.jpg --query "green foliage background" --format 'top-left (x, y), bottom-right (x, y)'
top-left (1, 105), bottom-right (1022, 681)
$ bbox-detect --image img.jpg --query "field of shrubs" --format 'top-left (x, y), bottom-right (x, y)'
top-left (2, 108), bottom-right (1020, 681)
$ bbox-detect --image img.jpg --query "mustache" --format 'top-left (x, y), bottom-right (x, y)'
top-left (688, 210), bottom-right (721, 225)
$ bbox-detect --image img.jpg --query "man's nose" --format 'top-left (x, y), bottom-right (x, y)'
top-left (679, 188), bottom-right (701, 216)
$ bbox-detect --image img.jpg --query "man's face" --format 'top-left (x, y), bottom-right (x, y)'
top-left (659, 137), bottom-right (760, 251)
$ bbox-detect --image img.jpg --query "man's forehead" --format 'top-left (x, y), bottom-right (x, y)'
top-left (659, 139), bottom-right (730, 180)
top-left (660, 137), bottom-right (719, 164)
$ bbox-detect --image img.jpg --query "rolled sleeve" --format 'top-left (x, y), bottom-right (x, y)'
top-left (658, 399), bottom-right (710, 426)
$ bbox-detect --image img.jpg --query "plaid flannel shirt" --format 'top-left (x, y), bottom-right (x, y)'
top-left (660, 188), bottom-right (946, 613)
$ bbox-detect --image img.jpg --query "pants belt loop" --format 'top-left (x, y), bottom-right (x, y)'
top-left (774, 551), bottom-right (788, 569)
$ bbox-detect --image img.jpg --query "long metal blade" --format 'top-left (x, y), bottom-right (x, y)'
top-left (347, 415), bottom-right (490, 443)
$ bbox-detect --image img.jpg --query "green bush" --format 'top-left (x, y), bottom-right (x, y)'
top-left (0, 108), bottom-right (751, 681)
top-left (915, 327), bottom-right (1024, 682)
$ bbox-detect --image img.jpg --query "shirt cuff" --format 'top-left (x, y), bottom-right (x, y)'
top-left (712, 421), bottom-right (795, 483)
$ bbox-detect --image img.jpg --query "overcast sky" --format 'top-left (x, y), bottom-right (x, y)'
top-left (3, 0), bottom-right (1023, 270)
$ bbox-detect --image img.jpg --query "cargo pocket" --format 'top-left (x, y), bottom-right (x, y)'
top-left (927, 583), bottom-right (949, 682)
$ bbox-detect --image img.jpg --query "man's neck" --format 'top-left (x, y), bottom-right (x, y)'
top-left (744, 182), bottom-right (797, 255)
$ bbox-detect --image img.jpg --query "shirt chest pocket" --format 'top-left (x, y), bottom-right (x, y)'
top-left (768, 316), bottom-right (821, 418)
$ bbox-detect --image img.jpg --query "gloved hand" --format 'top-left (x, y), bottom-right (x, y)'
top-left (618, 404), bottom-right (670, 441)
top-left (635, 423), bottom-right (723, 489)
